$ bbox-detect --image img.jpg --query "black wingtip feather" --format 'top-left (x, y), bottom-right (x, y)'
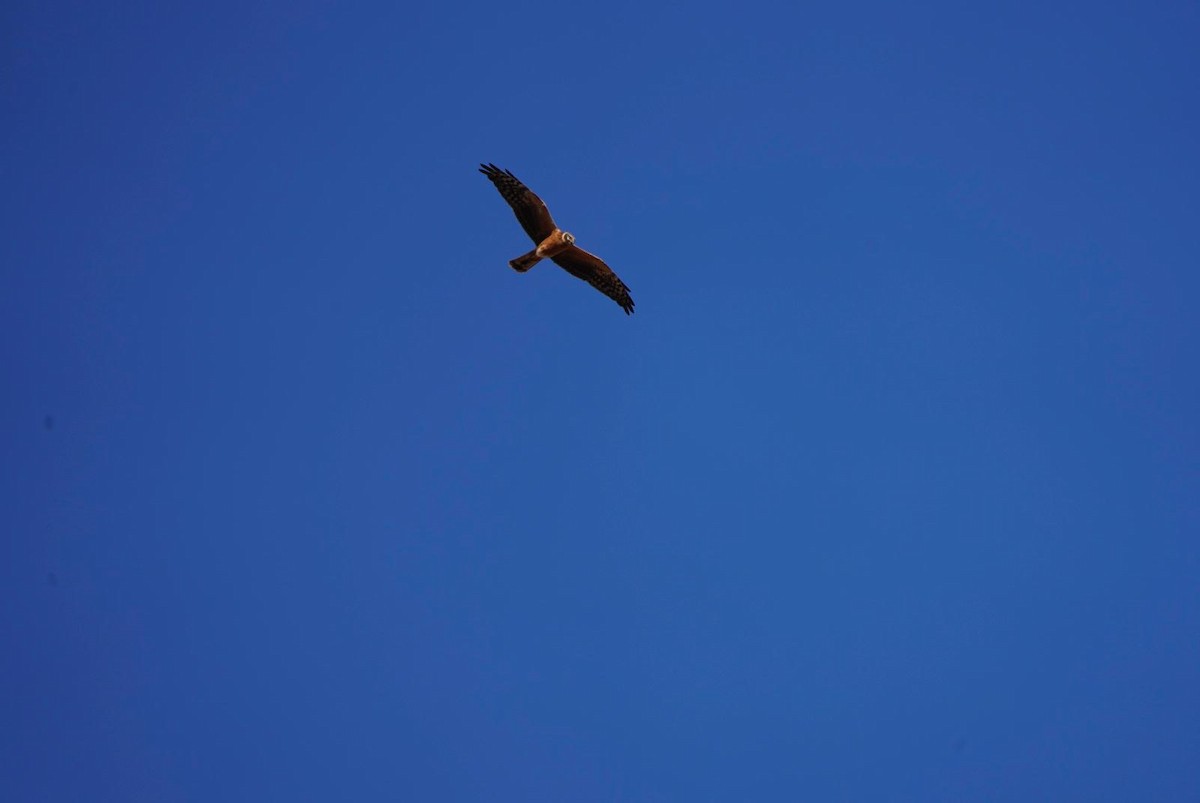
top-left (478, 163), bottom-right (519, 179)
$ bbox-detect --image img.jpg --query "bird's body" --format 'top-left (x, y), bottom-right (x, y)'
top-left (510, 228), bottom-right (575, 272)
top-left (479, 163), bottom-right (635, 314)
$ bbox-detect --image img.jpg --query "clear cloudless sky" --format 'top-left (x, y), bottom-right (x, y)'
top-left (3, 1), bottom-right (1198, 800)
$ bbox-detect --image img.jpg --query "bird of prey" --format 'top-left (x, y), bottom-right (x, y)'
top-left (480, 163), bottom-right (635, 315)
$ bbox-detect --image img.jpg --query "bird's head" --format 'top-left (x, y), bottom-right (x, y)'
top-left (562, 231), bottom-right (575, 245)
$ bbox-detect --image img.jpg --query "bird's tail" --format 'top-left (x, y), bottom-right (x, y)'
top-left (509, 250), bottom-right (541, 273)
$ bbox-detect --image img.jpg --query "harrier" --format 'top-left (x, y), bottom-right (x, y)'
top-left (480, 163), bottom-right (635, 314)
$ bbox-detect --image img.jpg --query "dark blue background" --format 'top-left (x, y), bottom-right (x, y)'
top-left (3, 1), bottom-right (1198, 799)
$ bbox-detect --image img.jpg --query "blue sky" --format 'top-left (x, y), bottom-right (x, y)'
top-left (3, 1), bottom-right (1198, 800)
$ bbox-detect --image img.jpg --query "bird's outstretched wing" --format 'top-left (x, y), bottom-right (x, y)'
top-left (552, 245), bottom-right (636, 315)
top-left (479, 163), bottom-right (557, 243)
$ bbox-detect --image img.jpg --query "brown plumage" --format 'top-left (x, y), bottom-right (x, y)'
top-left (479, 163), bottom-right (635, 315)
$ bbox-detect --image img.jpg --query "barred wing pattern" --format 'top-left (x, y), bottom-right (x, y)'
top-left (552, 246), bottom-right (635, 315)
top-left (479, 163), bottom-right (557, 243)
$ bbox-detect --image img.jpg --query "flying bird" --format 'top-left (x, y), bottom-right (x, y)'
top-left (480, 163), bottom-right (635, 314)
